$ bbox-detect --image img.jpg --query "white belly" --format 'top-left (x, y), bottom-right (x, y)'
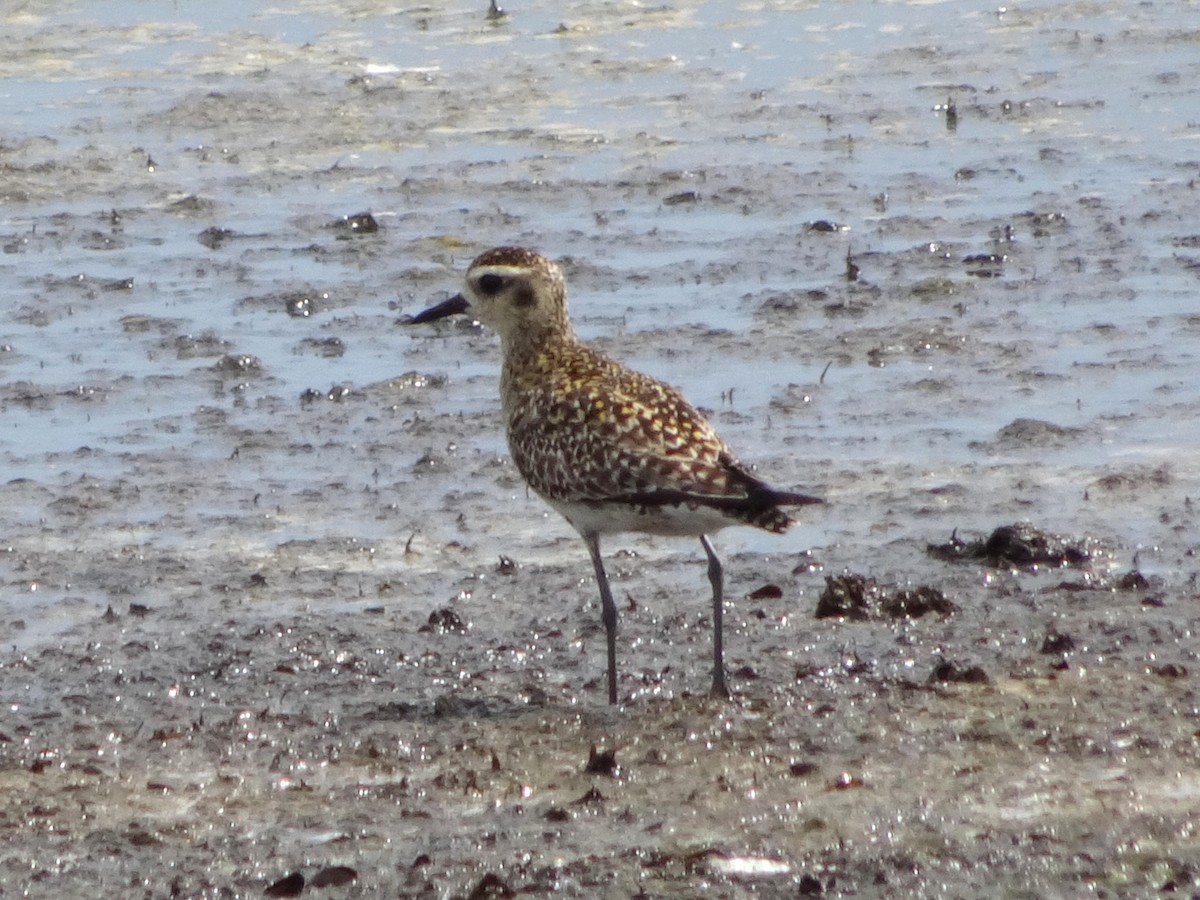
top-left (545, 497), bottom-right (738, 538)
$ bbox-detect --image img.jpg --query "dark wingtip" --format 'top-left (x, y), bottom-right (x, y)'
top-left (407, 293), bottom-right (469, 324)
top-left (778, 492), bottom-right (826, 507)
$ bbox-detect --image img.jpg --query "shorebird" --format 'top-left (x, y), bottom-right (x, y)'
top-left (410, 247), bottom-right (823, 703)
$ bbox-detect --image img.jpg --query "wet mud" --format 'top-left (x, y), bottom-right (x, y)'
top-left (2, 1), bottom-right (1199, 897)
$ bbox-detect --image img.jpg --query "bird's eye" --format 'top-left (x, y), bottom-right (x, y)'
top-left (477, 273), bottom-right (505, 296)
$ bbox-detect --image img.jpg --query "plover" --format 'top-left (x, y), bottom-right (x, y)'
top-left (410, 247), bottom-right (823, 703)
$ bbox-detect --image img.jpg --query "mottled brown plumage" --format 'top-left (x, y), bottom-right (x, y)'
top-left (410, 247), bottom-right (823, 703)
top-left (503, 338), bottom-right (801, 533)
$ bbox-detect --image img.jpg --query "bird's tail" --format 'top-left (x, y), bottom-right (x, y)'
top-left (748, 486), bottom-right (824, 534)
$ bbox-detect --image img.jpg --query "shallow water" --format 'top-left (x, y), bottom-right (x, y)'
top-left (2, 1), bottom-right (1199, 896)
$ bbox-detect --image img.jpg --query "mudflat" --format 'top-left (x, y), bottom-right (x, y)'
top-left (2, 2), bottom-right (1197, 896)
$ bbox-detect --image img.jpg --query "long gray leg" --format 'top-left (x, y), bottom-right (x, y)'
top-left (701, 535), bottom-right (729, 698)
top-left (584, 534), bottom-right (619, 704)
